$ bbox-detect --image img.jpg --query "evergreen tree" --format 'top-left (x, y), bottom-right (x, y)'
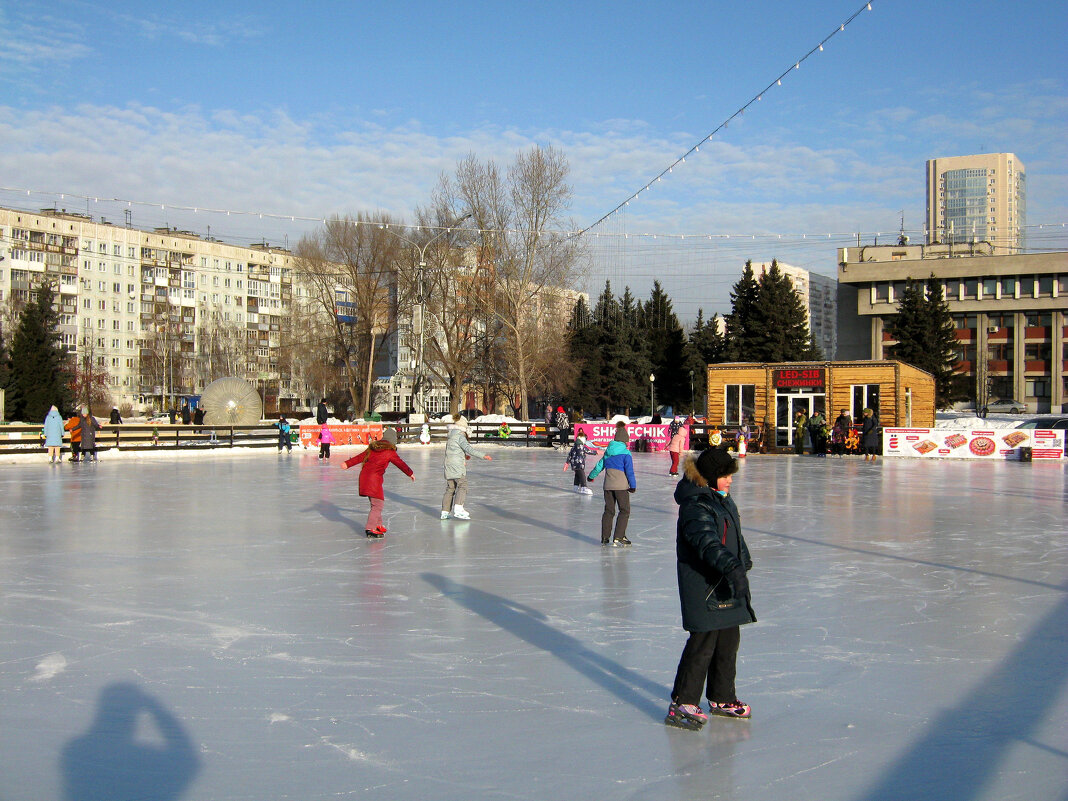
top-left (0, 319), bottom-right (12, 415)
top-left (566, 296), bottom-right (604, 415)
top-left (9, 282), bottom-right (73, 421)
top-left (690, 310), bottom-right (729, 364)
top-left (641, 281), bottom-right (688, 410)
top-left (725, 260), bottom-right (760, 360)
top-left (745, 261), bottom-right (816, 362)
top-left (886, 276), bottom-right (960, 408)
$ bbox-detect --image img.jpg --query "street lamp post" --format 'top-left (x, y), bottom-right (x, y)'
top-left (649, 373), bottom-right (656, 418)
top-left (689, 369), bottom-right (695, 415)
top-left (380, 213), bottom-right (471, 416)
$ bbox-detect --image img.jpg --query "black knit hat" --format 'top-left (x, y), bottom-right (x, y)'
top-left (696, 446), bottom-right (738, 484)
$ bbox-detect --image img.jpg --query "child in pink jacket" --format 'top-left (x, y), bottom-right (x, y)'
top-left (317, 423), bottom-right (335, 460)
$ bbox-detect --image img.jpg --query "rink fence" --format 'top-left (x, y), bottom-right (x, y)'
top-left (0, 420), bottom-right (562, 455)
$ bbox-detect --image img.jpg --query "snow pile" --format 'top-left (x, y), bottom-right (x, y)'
top-left (934, 411), bottom-right (1027, 430)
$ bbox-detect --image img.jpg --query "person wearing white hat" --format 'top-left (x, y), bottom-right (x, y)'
top-left (440, 414), bottom-right (492, 520)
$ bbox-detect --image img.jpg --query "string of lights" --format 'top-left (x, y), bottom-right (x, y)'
top-left (2, 189), bottom-right (1064, 247)
top-left (578, 1), bottom-right (878, 235)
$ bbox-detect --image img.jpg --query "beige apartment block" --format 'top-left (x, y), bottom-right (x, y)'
top-left (837, 242), bottom-right (1067, 413)
top-left (0, 206), bottom-right (299, 413)
top-left (926, 152), bottom-right (1026, 253)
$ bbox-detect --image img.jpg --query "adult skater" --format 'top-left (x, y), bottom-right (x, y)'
top-left (43, 405), bottom-right (65, 464)
top-left (861, 407), bottom-right (880, 462)
top-left (342, 428), bottom-right (414, 538)
top-left (665, 446), bottom-right (756, 730)
top-left (109, 408), bottom-right (123, 425)
top-left (793, 409), bottom-right (807, 456)
top-left (588, 421), bottom-right (637, 546)
top-left (78, 407), bottom-right (102, 462)
top-left (316, 398), bottom-right (329, 425)
top-left (441, 415), bottom-right (492, 520)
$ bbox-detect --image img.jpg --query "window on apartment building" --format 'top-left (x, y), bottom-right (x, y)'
top-left (1037, 276), bottom-right (1053, 296)
top-left (963, 279), bottom-right (979, 299)
top-left (1000, 277), bottom-right (1016, 297)
top-left (1025, 312), bottom-right (1052, 328)
top-left (874, 282), bottom-right (889, 302)
top-left (944, 279), bottom-right (961, 300)
top-left (127, 302), bottom-right (135, 313)
top-left (98, 262), bottom-right (106, 272)
top-left (97, 319), bottom-right (105, 329)
top-left (98, 243), bottom-right (106, 254)
top-left (981, 278), bottom-right (997, 298)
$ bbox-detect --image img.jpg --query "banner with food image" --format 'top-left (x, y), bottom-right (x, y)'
top-left (883, 427), bottom-right (1064, 460)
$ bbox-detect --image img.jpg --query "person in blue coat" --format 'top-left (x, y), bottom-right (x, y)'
top-left (588, 422), bottom-right (637, 546)
top-left (665, 446), bottom-right (756, 731)
top-left (43, 405), bottom-right (65, 464)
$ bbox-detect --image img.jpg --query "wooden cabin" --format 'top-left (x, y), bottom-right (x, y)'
top-left (705, 360), bottom-right (936, 452)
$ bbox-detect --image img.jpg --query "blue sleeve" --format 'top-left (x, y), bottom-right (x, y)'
top-left (623, 453), bottom-right (636, 489)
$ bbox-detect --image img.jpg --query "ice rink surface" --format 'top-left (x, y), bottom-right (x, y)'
top-left (1, 444), bottom-right (1066, 801)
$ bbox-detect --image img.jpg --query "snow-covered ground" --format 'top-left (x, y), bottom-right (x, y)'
top-left (0, 447), bottom-right (1064, 801)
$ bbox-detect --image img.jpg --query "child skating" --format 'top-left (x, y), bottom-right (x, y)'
top-left (441, 415), bottom-right (492, 520)
top-left (665, 446), bottom-right (756, 731)
top-left (316, 423), bottom-right (334, 460)
top-left (562, 431), bottom-right (598, 494)
top-left (587, 422), bottom-right (637, 546)
top-left (341, 428), bottom-right (415, 538)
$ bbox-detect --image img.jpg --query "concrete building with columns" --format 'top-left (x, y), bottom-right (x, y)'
top-left (836, 241), bottom-right (1067, 413)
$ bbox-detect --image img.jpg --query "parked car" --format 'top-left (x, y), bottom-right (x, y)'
top-left (1015, 416), bottom-right (1068, 430)
top-left (980, 398), bottom-right (1029, 415)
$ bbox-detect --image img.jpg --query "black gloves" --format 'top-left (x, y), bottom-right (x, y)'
top-left (628, 487), bottom-right (636, 493)
top-left (726, 566), bottom-right (750, 602)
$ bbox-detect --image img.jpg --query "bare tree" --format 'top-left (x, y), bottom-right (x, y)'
top-left (293, 214), bottom-right (403, 415)
top-left (451, 146), bottom-right (582, 419)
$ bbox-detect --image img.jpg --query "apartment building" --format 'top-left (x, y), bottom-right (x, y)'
top-left (750, 261), bottom-right (838, 358)
top-left (836, 242), bottom-right (1067, 412)
top-left (926, 152), bottom-right (1026, 253)
top-left (0, 207), bottom-right (297, 412)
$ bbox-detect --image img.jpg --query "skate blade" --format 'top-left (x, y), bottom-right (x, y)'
top-left (664, 713), bottom-right (705, 731)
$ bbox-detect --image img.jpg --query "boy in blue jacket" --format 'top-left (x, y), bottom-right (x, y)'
top-left (588, 422), bottom-right (637, 546)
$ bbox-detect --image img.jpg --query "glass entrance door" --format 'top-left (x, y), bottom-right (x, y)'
top-left (775, 393), bottom-right (824, 448)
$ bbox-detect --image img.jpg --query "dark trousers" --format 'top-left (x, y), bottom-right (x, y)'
top-left (278, 432), bottom-right (291, 451)
top-left (70, 441), bottom-right (81, 461)
top-left (319, 443), bottom-right (330, 458)
top-left (601, 489), bottom-right (631, 543)
top-left (670, 627), bottom-right (741, 706)
top-left (572, 467), bottom-right (587, 487)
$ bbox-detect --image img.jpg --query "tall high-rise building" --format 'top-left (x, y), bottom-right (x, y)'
top-left (926, 152), bottom-right (1026, 253)
top-left (750, 261), bottom-right (838, 358)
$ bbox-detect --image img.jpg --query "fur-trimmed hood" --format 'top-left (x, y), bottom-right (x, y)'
top-left (681, 455), bottom-right (708, 487)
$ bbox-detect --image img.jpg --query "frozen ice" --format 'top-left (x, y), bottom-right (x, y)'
top-left (0, 444), bottom-right (1065, 800)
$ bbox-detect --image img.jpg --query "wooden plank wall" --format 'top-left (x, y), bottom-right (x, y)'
top-left (705, 361), bottom-right (937, 433)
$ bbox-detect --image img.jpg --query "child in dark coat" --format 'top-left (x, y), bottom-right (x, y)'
top-left (562, 432), bottom-right (598, 494)
top-left (665, 447), bottom-right (756, 730)
top-left (341, 428), bottom-right (414, 538)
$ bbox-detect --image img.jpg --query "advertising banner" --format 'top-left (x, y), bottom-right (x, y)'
top-left (573, 423), bottom-right (685, 452)
top-left (883, 427), bottom-right (1064, 460)
top-left (299, 423), bottom-right (383, 448)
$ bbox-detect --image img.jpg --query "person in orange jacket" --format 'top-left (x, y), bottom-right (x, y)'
top-left (64, 412), bottom-right (83, 462)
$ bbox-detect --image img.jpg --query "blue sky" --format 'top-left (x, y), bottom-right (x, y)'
top-left (1, 0), bottom-right (1065, 317)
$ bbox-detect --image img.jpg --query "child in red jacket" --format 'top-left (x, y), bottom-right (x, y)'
top-left (341, 428), bottom-right (414, 538)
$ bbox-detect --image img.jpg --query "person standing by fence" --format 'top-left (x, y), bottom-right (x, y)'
top-left (44, 406), bottom-right (65, 464)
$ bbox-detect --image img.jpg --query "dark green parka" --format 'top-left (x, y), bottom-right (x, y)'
top-left (673, 456), bottom-right (756, 632)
